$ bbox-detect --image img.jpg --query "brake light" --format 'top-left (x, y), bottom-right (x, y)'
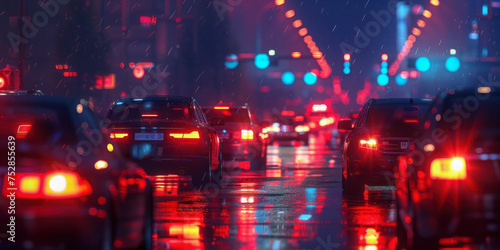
top-left (141, 114), bottom-right (158, 117)
top-left (293, 116), bottom-right (305, 122)
top-left (3, 171), bottom-right (92, 199)
top-left (295, 125), bottom-right (310, 132)
top-left (359, 139), bottom-right (377, 150)
top-left (214, 106), bottom-right (230, 110)
top-left (241, 130), bottom-right (254, 140)
top-left (319, 117), bottom-right (334, 127)
top-left (430, 157), bottom-right (466, 180)
top-left (17, 124), bottom-right (32, 139)
top-left (169, 131), bottom-right (200, 139)
top-left (110, 132), bottom-right (129, 139)
top-left (312, 104), bottom-right (327, 112)
top-left (281, 110), bottom-right (295, 116)
top-left (404, 119), bottom-right (419, 123)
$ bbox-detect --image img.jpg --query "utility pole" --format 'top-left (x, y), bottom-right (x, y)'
top-left (17, 0), bottom-right (25, 89)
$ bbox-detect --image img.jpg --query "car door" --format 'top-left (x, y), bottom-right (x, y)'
top-left (193, 101), bottom-right (220, 170)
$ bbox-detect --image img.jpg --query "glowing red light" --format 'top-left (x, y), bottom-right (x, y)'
top-left (344, 53), bottom-right (351, 61)
top-left (381, 53), bottom-right (388, 62)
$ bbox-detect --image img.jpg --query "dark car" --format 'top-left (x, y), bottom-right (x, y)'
top-left (106, 96), bottom-right (222, 188)
top-left (0, 89), bottom-right (44, 96)
top-left (268, 112), bottom-right (310, 146)
top-left (203, 105), bottom-right (267, 169)
top-left (395, 87), bottom-right (500, 248)
top-left (0, 96), bottom-right (153, 249)
top-left (340, 98), bottom-right (431, 194)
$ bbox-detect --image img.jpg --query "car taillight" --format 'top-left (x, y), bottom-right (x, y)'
top-left (214, 106), bottom-right (230, 110)
top-left (430, 157), bottom-right (466, 180)
top-left (359, 139), bottom-right (377, 150)
top-left (3, 171), bottom-right (92, 199)
top-left (16, 124), bottom-right (32, 139)
top-left (169, 131), bottom-right (200, 139)
top-left (241, 130), bottom-right (254, 140)
top-left (295, 125), bottom-right (310, 132)
top-left (319, 117), bottom-right (334, 127)
top-left (110, 132), bottom-right (129, 139)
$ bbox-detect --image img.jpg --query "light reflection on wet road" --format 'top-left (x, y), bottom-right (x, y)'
top-left (150, 134), bottom-right (395, 249)
top-left (149, 134), bottom-right (489, 250)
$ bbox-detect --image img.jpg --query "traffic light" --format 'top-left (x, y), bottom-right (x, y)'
top-left (0, 65), bottom-right (20, 90)
top-left (381, 53), bottom-right (388, 74)
top-left (282, 71), bottom-right (295, 85)
top-left (255, 54), bottom-right (270, 69)
top-left (224, 54), bottom-right (239, 69)
top-left (415, 57), bottom-right (431, 72)
top-left (343, 53), bottom-right (351, 75)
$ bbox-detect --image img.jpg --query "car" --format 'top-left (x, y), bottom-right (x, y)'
top-left (395, 87), bottom-right (500, 248)
top-left (304, 103), bottom-right (337, 132)
top-left (0, 89), bottom-right (44, 96)
top-left (0, 95), bottom-right (153, 249)
top-left (202, 105), bottom-right (267, 169)
top-left (106, 96), bottom-right (222, 188)
top-left (340, 98), bottom-right (431, 194)
top-left (267, 111), bottom-right (310, 146)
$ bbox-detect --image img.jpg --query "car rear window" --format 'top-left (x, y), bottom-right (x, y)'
top-left (204, 108), bottom-right (250, 123)
top-left (108, 100), bottom-right (191, 121)
top-left (0, 104), bottom-right (77, 148)
top-left (366, 103), bottom-right (430, 137)
top-left (440, 96), bottom-right (500, 132)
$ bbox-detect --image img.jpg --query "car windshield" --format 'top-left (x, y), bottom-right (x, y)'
top-left (204, 108), bottom-right (250, 123)
top-left (108, 100), bottom-right (191, 121)
top-left (366, 103), bottom-right (430, 137)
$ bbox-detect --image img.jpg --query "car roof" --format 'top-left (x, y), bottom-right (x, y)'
top-left (116, 95), bottom-right (194, 103)
top-left (370, 98), bottom-right (432, 105)
top-left (0, 95), bottom-right (79, 106)
top-left (0, 90), bottom-right (44, 96)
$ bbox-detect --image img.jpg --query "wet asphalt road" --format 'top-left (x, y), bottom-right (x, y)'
top-left (151, 134), bottom-right (397, 250)
top-left (150, 134), bottom-right (494, 250)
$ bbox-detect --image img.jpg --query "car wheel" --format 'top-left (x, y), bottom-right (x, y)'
top-left (343, 163), bottom-right (364, 195)
top-left (211, 146), bottom-right (223, 187)
top-left (409, 196), bottom-right (439, 249)
top-left (139, 181), bottom-right (154, 250)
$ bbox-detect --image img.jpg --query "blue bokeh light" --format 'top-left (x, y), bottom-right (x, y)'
top-left (224, 54), bottom-right (239, 69)
top-left (254, 53), bottom-right (270, 69)
top-left (281, 71), bottom-right (295, 85)
top-left (445, 56), bottom-right (460, 72)
top-left (377, 74), bottom-right (389, 86)
top-left (415, 57), bottom-right (431, 72)
top-left (304, 72), bottom-right (317, 85)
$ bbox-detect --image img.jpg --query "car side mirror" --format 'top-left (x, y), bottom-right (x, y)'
top-left (210, 118), bottom-right (225, 126)
top-left (337, 119), bottom-right (353, 130)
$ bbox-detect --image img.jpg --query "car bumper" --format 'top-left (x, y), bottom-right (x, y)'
top-left (221, 140), bottom-right (263, 160)
top-left (417, 183), bottom-right (500, 238)
top-left (134, 155), bottom-right (209, 176)
top-left (349, 153), bottom-right (399, 185)
top-left (269, 132), bottom-right (309, 141)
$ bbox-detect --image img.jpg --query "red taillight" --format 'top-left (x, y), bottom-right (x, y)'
top-left (16, 124), bottom-right (32, 139)
top-left (169, 131), bottom-right (200, 139)
top-left (110, 132), bottom-right (129, 139)
top-left (293, 116), bottom-right (305, 122)
top-left (404, 119), bottom-right (419, 123)
top-left (3, 171), bottom-right (92, 199)
top-left (241, 130), bottom-right (254, 140)
top-left (359, 139), bottom-right (377, 150)
top-left (295, 125), bottom-right (310, 132)
top-left (312, 104), bottom-right (327, 112)
top-left (214, 106), bottom-right (229, 110)
top-left (281, 110), bottom-right (295, 116)
top-left (430, 157), bottom-right (466, 180)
